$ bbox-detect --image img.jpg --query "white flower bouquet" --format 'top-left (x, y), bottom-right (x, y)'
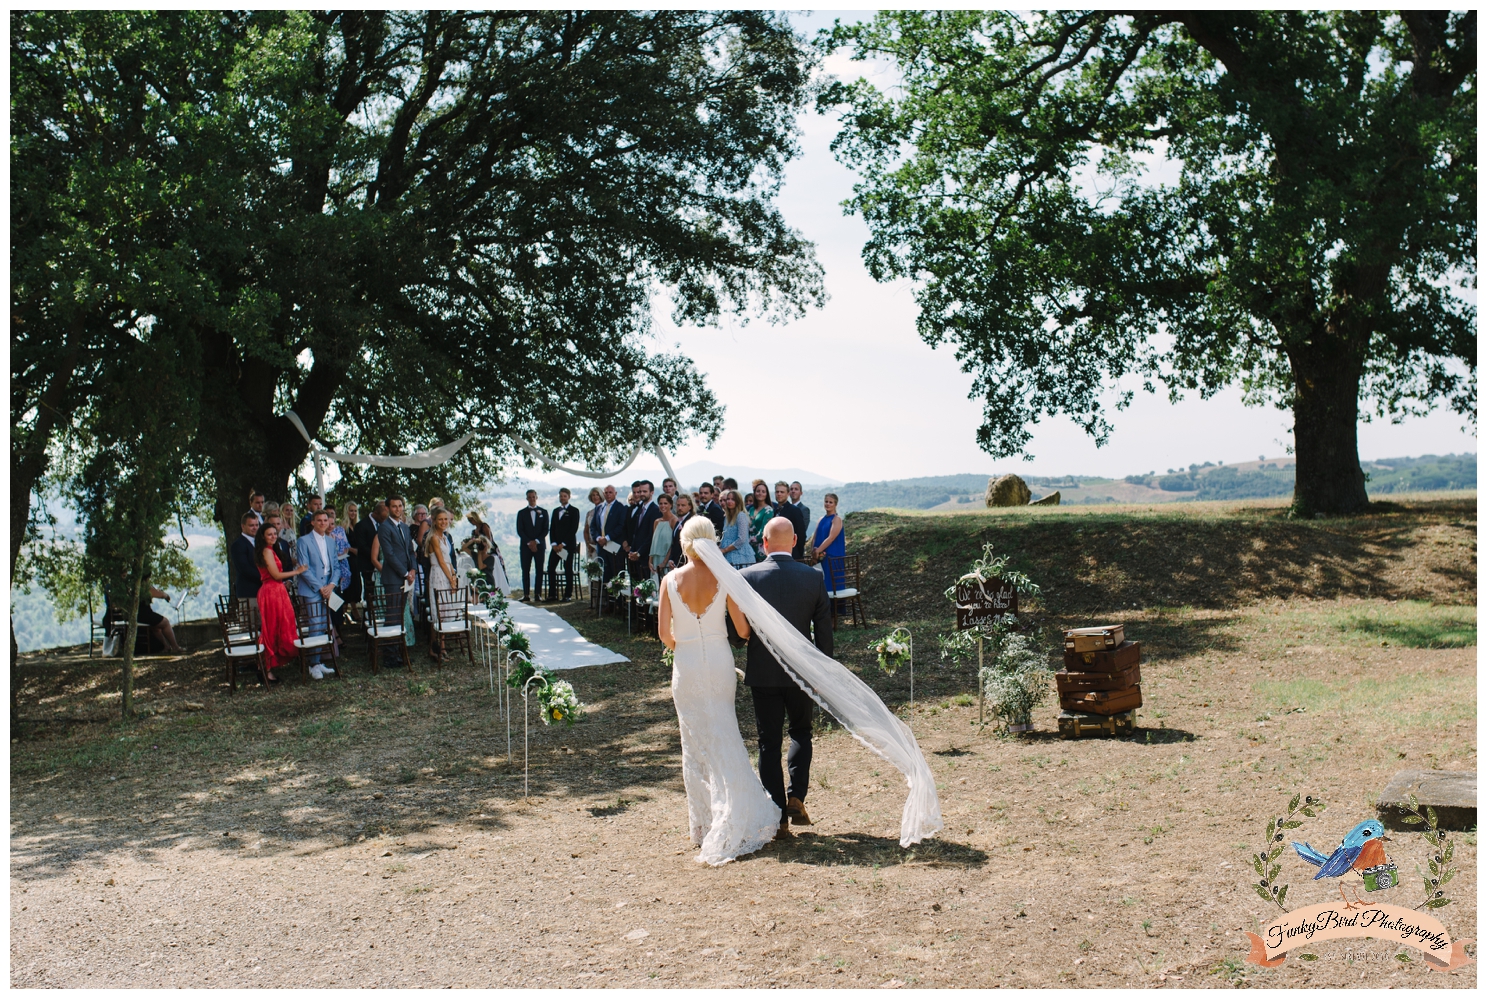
top-left (633, 577), bottom-right (657, 601)
top-left (605, 571), bottom-right (631, 597)
top-left (538, 679), bottom-right (583, 726)
top-left (871, 627), bottom-right (912, 675)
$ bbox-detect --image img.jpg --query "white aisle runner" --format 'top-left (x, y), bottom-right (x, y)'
top-left (506, 600), bottom-right (630, 670)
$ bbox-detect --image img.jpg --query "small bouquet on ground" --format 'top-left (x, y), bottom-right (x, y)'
top-left (605, 570), bottom-right (631, 598)
top-left (633, 577), bottom-right (658, 602)
top-left (872, 627), bottom-right (912, 675)
top-left (538, 679), bottom-right (583, 726)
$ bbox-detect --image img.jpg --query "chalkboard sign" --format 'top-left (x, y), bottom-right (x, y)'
top-left (955, 579), bottom-right (1017, 630)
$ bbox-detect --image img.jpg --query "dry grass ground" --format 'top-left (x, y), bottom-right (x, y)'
top-left (9, 498), bottom-right (1476, 988)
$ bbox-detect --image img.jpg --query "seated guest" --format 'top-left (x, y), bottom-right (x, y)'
top-left (137, 567), bottom-right (185, 654)
top-left (650, 494), bottom-right (676, 579)
top-left (719, 489), bottom-right (755, 568)
top-left (812, 492), bottom-right (848, 593)
top-left (231, 511), bottom-right (262, 613)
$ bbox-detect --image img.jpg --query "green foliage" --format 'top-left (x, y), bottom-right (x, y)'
top-left (976, 631), bottom-right (1052, 728)
top-left (822, 12), bottom-right (1476, 514)
top-left (942, 542), bottom-right (1041, 601)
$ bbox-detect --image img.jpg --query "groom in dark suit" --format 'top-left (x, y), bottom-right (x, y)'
top-left (731, 516), bottom-right (834, 839)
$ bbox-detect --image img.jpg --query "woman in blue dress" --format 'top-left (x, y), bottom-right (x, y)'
top-left (719, 490), bottom-right (756, 568)
top-left (811, 492), bottom-right (847, 593)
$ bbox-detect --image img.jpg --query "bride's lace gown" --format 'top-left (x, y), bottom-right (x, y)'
top-left (667, 572), bottom-right (782, 865)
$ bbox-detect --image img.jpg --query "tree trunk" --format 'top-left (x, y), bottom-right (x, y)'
top-left (1288, 343), bottom-right (1370, 516)
top-left (121, 552), bottom-right (146, 720)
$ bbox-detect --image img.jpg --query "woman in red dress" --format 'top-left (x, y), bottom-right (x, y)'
top-left (256, 523), bottom-right (307, 682)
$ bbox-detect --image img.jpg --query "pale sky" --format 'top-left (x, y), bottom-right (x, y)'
top-left (645, 10), bottom-right (1476, 484)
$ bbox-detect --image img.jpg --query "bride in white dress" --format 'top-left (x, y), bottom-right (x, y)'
top-left (659, 520), bottom-right (782, 865)
top-left (660, 517), bottom-right (942, 867)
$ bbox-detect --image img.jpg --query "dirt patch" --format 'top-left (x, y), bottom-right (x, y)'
top-left (9, 501), bottom-right (1477, 987)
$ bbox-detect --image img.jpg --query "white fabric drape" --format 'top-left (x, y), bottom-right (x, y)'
top-left (284, 410), bottom-right (678, 495)
top-left (689, 539), bottom-right (943, 847)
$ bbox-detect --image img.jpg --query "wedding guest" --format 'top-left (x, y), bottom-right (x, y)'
top-left (594, 484), bottom-right (627, 584)
top-left (136, 567), bottom-right (185, 654)
top-left (812, 492), bottom-right (848, 593)
top-left (625, 480), bottom-right (659, 584)
top-left (548, 487), bottom-right (580, 601)
top-left (326, 502), bottom-right (353, 629)
top-left (661, 478), bottom-right (678, 504)
top-left (583, 486), bottom-right (604, 559)
top-left (723, 477), bottom-right (739, 492)
top-left (516, 489), bottom-right (548, 601)
top-left (358, 501), bottom-right (386, 600)
top-left (665, 492), bottom-right (695, 569)
top-left (231, 511), bottom-right (262, 612)
top-left (412, 504), bottom-right (432, 619)
top-left (279, 503), bottom-right (301, 566)
top-left (296, 509), bottom-right (339, 678)
top-left (424, 507), bottom-right (459, 662)
top-left (376, 496), bottom-right (417, 667)
top-left (788, 482), bottom-right (811, 559)
top-left (341, 502), bottom-right (364, 621)
top-left (299, 494), bottom-right (323, 537)
top-left (650, 494), bottom-right (676, 578)
top-left (747, 481), bottom-right (773, 560)
top-left (773, 481), bottom-right (806, 560)
top-left (247, 490), bottom-right (267, 528)
top-left (719, 490), bottom-right (755, 568)
top-left (255, 521), bottom-right (307, 682)
top-left (698, 482), bottom-right (725, 534)
top-left (712, 475), bottom-right (726, 494)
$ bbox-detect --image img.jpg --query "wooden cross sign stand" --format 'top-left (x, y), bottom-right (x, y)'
top-left (956, 580), bottom-right (1017, 725)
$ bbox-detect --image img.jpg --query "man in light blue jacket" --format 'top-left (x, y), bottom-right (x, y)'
top-left (296, 509), bottom-right (339, 679)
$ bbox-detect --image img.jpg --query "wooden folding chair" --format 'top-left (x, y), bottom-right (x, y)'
top-left (292, 594), bottom-right (341, 679)
top-left (364, 589), bottom-right (407, 673)
top-left (823, 554), bottom-right (864, 629)
top-left (217, 602), bottom-right (268, 690)
top-left (431, 585), bottom-right (473, 665)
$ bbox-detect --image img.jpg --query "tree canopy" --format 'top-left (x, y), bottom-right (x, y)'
top-left (823, 11), bottom-right (1475, 514)
top-left (12, 10), bottom-right (825, 567)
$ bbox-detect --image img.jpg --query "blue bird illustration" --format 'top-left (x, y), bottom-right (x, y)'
top-left (1294, 819), bottom-right (1392, 909)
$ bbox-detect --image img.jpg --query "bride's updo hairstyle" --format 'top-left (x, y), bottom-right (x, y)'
top-left (679, 513), bottom-right (717, 559)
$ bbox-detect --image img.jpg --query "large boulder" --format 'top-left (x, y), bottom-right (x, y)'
top-left (985, 474), bottom-right (1032, 507)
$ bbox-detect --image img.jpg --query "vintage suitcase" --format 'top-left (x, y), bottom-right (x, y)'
top-left (1065, 624), bottom-right (1125, 653)
top-left (1055, 662), bottom-right (1141, 694)
top-left (1059, 685), bottom-right (1142, 715)
top-left (1063, 640), bottom-right (1141, 673)
top-left (1058, 709), bottom-right (1136, 739)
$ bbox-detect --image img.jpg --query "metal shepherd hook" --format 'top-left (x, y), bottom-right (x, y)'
top-left (522, 671), bottom-right (550, 800)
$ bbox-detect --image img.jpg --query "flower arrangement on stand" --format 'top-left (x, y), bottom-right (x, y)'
top-left (871, 627), bottom-right (912, 676)
top-left (605, 570), bottom-right (631, 599)
top-left (632, 577), bottom-right (657, 602)
top-left (537, 679), bottom-right (582, 726)
top-left (584, 556), bottom-right (605, 581)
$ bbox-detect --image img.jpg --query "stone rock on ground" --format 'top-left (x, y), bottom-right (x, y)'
top-left (985, 474), bottom-right (1032, 507)
top-left (1377, 769), bottom-right (1476, 830)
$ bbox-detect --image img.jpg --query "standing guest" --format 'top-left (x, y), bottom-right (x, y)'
top-left (136, 567), bottom-right (186, 654)
top-left (516, 489), bottom-right (549, 601)
top-left (720, 490), bottom-right (755, 568)
top-left (772, 481), bottom-right (807, 561)
top-left (247, 490), bottom-right (267, 527)
top-left (625, 480), bottom-right (660, 584)
top-left (698, 482), bottom-right (725, 534)
top-left (583, 487), bottom-right (604, 559)
top-left (665, 492), bottom-right (696, 570)
top-left (428, 497), bottom-right (446, 515)
top-left (299, 494), bottom-right (323, 537)
top-left (712, 475), bottom-right (726, 495)
top-left (747, 481), bottom-right (773, 560)
top-left (279, 503), bottom-right (301, 566)
top-left (341, 502), bottom-right (364, 622)
top-left (327, 502), bottom-right (353, 629)
top-left (812, 493), bottom-right (848, 594)
top-left (661, 478), bottom-right (678, 505)
top-left (296, 508), bottom-right (339, 679)
top-left (269, 511), bottom-right (298, 571)
top-left (723, 477), bottom-right (739, 493)
top-left (650, 494), bottom-right (676, 579)
top-left (231, 511), bottom-right (262, 614)
top-left (359, 501), bottom-right (387, 601)
top-left (376, 496), bottom-right (417, 667)
top-left (464, 510), bottom-right (510, 594)
top-left (547, 488), bottom-right (581, 602)
top-left (424, 508), bottom-right (459, 662)
top-left (788, 482), bottom-right (811, 560)
top-left (411, 504), bottom-right (432, 621)
top-left (594, 484), bottom-right (627, 584)
top-left (255, 522), bottom-right (307, 683)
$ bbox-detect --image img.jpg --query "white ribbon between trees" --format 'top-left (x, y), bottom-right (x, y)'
top-left (284, 411), bottom-right (678, 497)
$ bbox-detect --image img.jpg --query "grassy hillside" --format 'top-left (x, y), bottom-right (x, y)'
top-left (841, 495), bottom-right (1476, 627)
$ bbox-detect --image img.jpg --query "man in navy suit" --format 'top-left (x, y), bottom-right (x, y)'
top-left (593, 483), bottom-right (628, 590)
top-left (230, 511), bottom-right (261, 612)
top-left (375, 495), bottom-right (417, 666)
top-left (698, 482), bottom-right (725, 534)
top-left (516, 490), bottom-right (549, 601)
top-left (732, 516), bottom-right (833, 837)
top-left (624, 480), bottom-right (660, 583)
top-left (295, 509), bottom-right (339, 679)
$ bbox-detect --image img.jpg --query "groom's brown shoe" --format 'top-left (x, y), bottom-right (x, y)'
top-left (774, 817), bottom-right (794, 841)
top-left (786, 796), bottom-right (813, 826)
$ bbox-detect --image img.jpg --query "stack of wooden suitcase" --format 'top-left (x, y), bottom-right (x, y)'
top-left (1057, 624), bottom-right (1142, 738)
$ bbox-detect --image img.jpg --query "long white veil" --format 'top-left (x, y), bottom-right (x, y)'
top-left (691, 539), bottom-right (943, 847)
